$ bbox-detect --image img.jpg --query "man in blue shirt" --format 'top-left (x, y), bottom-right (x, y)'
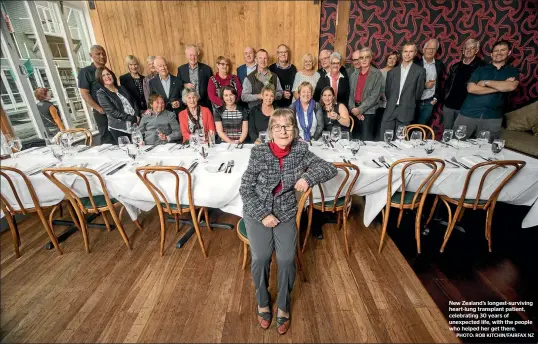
top-left (455, 40), bottom-right (519, 139)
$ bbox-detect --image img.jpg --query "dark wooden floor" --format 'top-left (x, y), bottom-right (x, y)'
top-left (384, 200), bottom-right (538, 343)
top-left (0, 199), bottom-right (457, 343)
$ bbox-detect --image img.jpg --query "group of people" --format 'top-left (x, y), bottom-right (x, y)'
top-left (32, 38), bottom-right (517, 336)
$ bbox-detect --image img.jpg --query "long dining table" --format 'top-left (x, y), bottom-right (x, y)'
top-left (1, 140), bottom-right (537, 239)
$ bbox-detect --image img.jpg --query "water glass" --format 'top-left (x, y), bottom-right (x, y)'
top-left (477, 130), bottom-right (490, 148)
top-left (321, 131), bottom-right (330, 149)
top-left (331, 126), bottom-right (341, 142)
top-left (455, 125), bottom-right (467, 148)
top-left (131, 131), bottom-right (143, 147)
top-left (410, 131), bottom-right (423, 147)
top-left (491, 139), bottom-right (504, 158)
top-left (396, 125), bottom-right (405, 142)
top-left (258, 131), bottom-right (267, 144)
top-left (118, 136), bottom-right (130, 153)
top-left (442, 129), bottom-right (453, 147)
top-left (51, 145), bottom-right (64, 162)
top-left (190, 133), bottom-right (199, 151)
top-left (8, 137), bottom-right (22, 159)
top-left (60, 133), bottom-right (73, 154)
top-left (349, 139), bottom-right (360, 160)
top-left (384, 129), bottom-right (394, 146)
top-left (196, 129), bottom-right (206, 145)
top-left (207, 130), bottom-right (216, 148)
top-left (340, 131), bottom-right (350, 148)
top-left (199, 146), bottom-right (209, 163)
top-left (424, 140), bottom-right (436, 155)
top-left (125, 121), bottom-right (132, 134)
top-left (126, 144), bottom-right (138, 162)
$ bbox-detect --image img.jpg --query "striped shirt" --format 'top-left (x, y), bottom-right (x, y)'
top-left (214, 107), bottom-right (248, 140)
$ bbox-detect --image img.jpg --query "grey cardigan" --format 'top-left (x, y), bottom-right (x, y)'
top-left (348, 66), bottom-right (382, 115)
top-left (240, 140), bottom-right (337, 223)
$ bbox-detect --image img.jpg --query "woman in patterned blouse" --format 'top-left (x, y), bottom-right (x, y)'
top-left (214, 86), bottom-right (249, 144)
top-left (178, 88), bottom-right (216, 143)
top-left (291, 53), bottom-right (320, 101)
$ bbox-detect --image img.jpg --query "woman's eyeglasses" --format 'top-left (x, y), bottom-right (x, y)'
top-left (271, 125), bottom-right (294, 132)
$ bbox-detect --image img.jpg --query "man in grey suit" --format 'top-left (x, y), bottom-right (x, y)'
top-left (348, 47), bottom-right (383, 141)
top-left (380, 41), bottom-right (426, 139)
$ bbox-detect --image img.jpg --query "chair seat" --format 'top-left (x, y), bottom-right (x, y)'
top-left (160, 202), bottom-right (191, 210)
top-left (454, 198), bottom-right (488, 205)
top-left (238, 218), bottom-right (247, 239)
top-left (314, 196), bottom-right (346, 208)
top-left (391, 192), bottom-right (416, 204)
top-left (80, 195), bottom-right (118, 208)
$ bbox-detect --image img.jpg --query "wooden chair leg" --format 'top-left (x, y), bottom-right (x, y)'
top-left (485, 204), bottom-right (496, 252)
top-left (119, 205), bottom-right (126, 221)
top-left (242, 242), bottom-right (248, 270)
top-left (70, 205), bottom-right (90, 253)
top-left (440, 200), bottom-right (456, 253)
top-left (296, 236), bottom-right (307, 282)
top-left (101, 212), bottom-right (112, 232)
top-left (378, 206), bottom-right (390, 253)
top-left (175, 214), bottom-right (180, 233)
top-left (4, 211), bottom-right (21, 258)
top-left (158, 208), bottom-right (167, 256)
top-left (456, 208), bottom-right (465, 224)
top-left (203, 208), bottom-right (212, 231)
top-left (36, 208), bottom-right (62, 255)
top-left (64, 203), bottom-right (82, 233)
top-left (426, 195), bottom-right (439, 226)
top-left (415, 205), bottom-right (425, 254)
top-left (301, 208), bottom-right (313, 253)
top-left (336, 211), bottom-right (342, 231)
top-left (59, 202), bottom-right (63, 217)
top-left (108, 207), bottom-right (132, 250)
top-left (134, 220), bottom-right (144, 231)
top-left (190, 209), bottom-right (208, 258)
top-left (343, 210), bottom-right (349, 256)
top-left (396, 208), bottom-right (404, 228)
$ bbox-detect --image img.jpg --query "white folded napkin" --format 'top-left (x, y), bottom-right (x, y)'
top-left (449, 139), bottom-right (472, 149)
top-left (392, 140), bottom-right (414, 149)
top-left (87, 144), bottom-right (112, 154)
top-left (460, 155), bottom-right (486, 167)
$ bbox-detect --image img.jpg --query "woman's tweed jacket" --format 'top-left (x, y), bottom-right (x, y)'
top-left (240, 139), bottom-right (338, 222)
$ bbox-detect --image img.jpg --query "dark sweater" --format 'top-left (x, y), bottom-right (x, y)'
top-left (269, 63), bottom-right (297, 108)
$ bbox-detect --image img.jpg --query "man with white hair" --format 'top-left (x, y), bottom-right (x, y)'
top-left (318, 49), bottom-right (348, 79)
top-left (149, 56), bottom-right (182, 114)
top-left (177, 44), bottom-right (213, 109)
top-left (415, 38), bottom-right (446, 124)
top-left (443, 38), bottom-right (485, 129)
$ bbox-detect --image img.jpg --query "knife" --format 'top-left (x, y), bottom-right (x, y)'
top-left (388, 142), bottom-right (402, 150)
top-left (443, 159), bottom-right (460, 168)
top-left (145, 145), bottom-right (156, 152)
top-left (217, 162), bottom-right (225, 172)
top-left (188, 162), bottom-right (199, 173)
top-left (328, 140), bottom-right (334, 148)
top-left (372, 159), bottom-right (382, 168)
top-left (107, 163), bottom-right (127, 175)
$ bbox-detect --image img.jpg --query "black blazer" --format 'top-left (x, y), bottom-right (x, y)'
top-left (119, 73), bottom-right (146, 111)
top-left (177, 63), bottom-right (213, 108)
top-left (414, 57), bottom-right (446, 101)
top-left (148, 74), bottom-right (182, 114)
top-left (96, 86), bottom-right (139, 131)
top-left (313, 72), bottom-right (350, 105)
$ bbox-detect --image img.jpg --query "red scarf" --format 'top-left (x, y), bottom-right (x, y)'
top-left (269, 142), bottom-right (291, 195)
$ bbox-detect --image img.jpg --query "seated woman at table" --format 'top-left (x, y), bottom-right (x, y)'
top-left (240, 108), bottom-right (337, 335)
top-left (290, 82), bottom-right (323, 141)
top-left (139, 94), bottom-right (181, 145)
top-left (249, 85), bottom-right (276, 143)
top-left (214, 86), bottom-right (249, 144)
top-left (35, 87), bottom-right (65, 138)
top-left (96, 67), bottom-right (139, 143)
top-left (178, 88), bottom-right (216, 143)
top-left (319, 86), bottom-right (350, 132)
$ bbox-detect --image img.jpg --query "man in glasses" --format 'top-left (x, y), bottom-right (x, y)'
top-left (269, 44), bottom-right (297, 108)
top-left (177, 45), bottom-right (213, 110)
top-left (415, 38), bottom-right (446, 125)
top-left (443, 39), bottom-right (485, 130)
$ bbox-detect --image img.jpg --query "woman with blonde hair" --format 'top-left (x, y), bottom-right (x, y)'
top-left (290, 82), bottom-right (323, 141)
top-left (207, 55), bottom-right (242, 112)
top-left (119, 55), bottom-right (146, 111)
top-left (240, 108), bottom-right (337, 335)
top-left (291, 53), bottom-right (320, 101)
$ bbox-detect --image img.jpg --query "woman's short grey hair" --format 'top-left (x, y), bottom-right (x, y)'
top-left (302, 53), bottom-right (316, 69)
top-left (267, 108), bottom-right (299, 141)
top-left (182, 88), bottom-right (200, 104)
top-left (329, 52), bottom-right (342, 62)
top-left (465, 38), bottom-right (480, 50)
top-left (147, 55), bottom-right (155, 63)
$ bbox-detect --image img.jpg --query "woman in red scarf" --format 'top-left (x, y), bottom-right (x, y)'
top-left (240, 108), bottom-right (337, 334)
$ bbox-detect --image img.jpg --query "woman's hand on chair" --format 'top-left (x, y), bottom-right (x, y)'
top-left (295, 178), bottom-right (309, 192)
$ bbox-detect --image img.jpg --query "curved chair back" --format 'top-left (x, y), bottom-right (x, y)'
top-left (454, 160), bottom-right (526, 210)
top-left (313, 162), bottom-right (360, 213)
top-left (42, 167), bottom-right (114, 213)
top-left (348, 116), bottom-right (354, 133)
top-left (0, 166), bottom-right (41, 215)
top-left (56, 128), bottom-right (93, 146)
top-left (386, 157), bottom-right (445, 209)
top-left (405, 124), bottom-right (435, 140)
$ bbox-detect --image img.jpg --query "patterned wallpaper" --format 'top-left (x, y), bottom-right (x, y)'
top-left (320, 0), bottom-right (538, 133)
top-left (318, 0), bottom-right (338, 52)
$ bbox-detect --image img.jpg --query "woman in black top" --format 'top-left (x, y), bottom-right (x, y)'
top-left (119, 55), bottom-right (146, 111)
top-left (34, 88), bottom-right (65, 138)
top-left (319, 86), bottom-right (350, 132)
top-left (248, 85), bottom-right (276, 143)
top-left (96, 67), bottom-right (139, 142)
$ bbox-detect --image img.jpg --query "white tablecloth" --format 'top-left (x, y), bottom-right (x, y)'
top-left (1, 142), bottom-right (537, 229)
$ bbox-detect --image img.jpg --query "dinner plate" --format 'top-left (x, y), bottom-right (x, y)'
top-left (359, 158), bottom-right (383, 168)
top-left (204, 162), bottom-right (226, 173)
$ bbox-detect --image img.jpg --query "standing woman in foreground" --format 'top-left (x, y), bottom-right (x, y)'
top-left (240, 108), bottom-right (337, 334)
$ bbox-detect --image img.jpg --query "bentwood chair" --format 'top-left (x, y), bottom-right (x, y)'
top-left (236, 188), bottom-right (312, 282)
top-left (378, 158), bottom-right (445, 254)
top-left (135, 166), bottom-right (211, 257)
top-left (0, 166), bottom-right (71, 257)
top-left (303, 163), bottom-right (360, 256)
top-left (348, 116), bottom-right (354, 134)
top-left (425, 160), bottom-right (525, 252)
top-left (405, 124), bottom-right (435, 140)
top-left (43, 167), bottom-right (140, 253)
top-left (56, 128), bottom-right (93, 146)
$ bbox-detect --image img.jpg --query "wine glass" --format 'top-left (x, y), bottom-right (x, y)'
top-left (131, 130), bottom-right (143, 147)
top-left (349, 139), bottom-right (360, 160)
top-left (196, 129), bottom-right (206, 145)
top-left (340, 131), bottom-right (350, 149)
top-left (384, 129), bottom-right (394, 147)
top-left (455, 125), bottom-right (467, 149)
top-left (330, 126), bottom-right (341, 143)
top-left (410, 131), bottom-right (423, 147)
top-left (491, 139), bottom-right (504, 159)
top-left (199, 146), bottom-right (209, 163)
top-left (60, 133), bottom-right (73, 154)
top-left (424, 140), bottom-right (436, 155)
top-left (51, 145), bottom-right (64, 162)
top-left (117, 136), bottom-right (130, 154)
top-left (396, 125), bottom-right (405, 143)
top-left (126, 144), bottom-right (138, 165)
top-left (8, 137), bottom-right (22, 159)
top-left (258, 131), bottom-right (267, 144)
top-left (477, 130), bottom-right (490, 149)
top-left (207, 130), bottom-right (216, 148)
top-left (190, 133), bottom-right (199, 151)
top-left (442, 129), bottom-right (453, 147)
top-left (321, 130), bottom-right (330, 149)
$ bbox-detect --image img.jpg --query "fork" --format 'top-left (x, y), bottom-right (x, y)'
top-left (227, 160), bottom-right (235, 173)
top-left (378, 156), bottom-right (390, 168)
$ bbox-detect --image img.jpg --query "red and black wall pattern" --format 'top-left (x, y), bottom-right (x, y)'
top-left (320, 0), bottom-right (538, 131)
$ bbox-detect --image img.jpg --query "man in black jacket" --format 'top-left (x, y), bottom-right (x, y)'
top-left (443, 38), bottom-right (485, 130)
top-left (177, 45), bottom-right (213, 110)
top-left (149, 56), bottom-right (182, 115)
top-left (415, 38), bottom-right (446, 125)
